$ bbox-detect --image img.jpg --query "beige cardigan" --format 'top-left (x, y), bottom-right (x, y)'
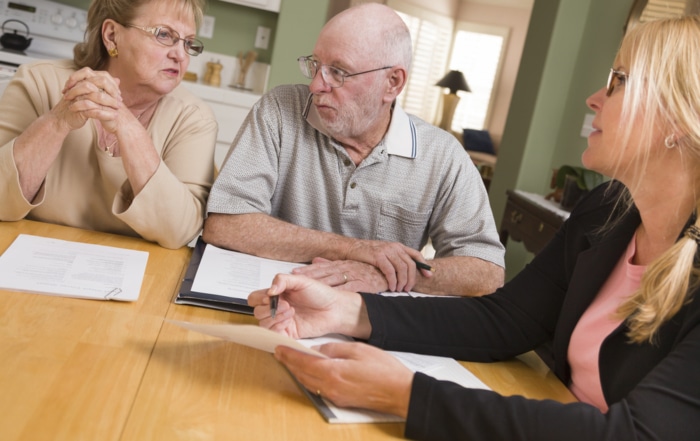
top-left (0, 60), bottom-right (217, 248)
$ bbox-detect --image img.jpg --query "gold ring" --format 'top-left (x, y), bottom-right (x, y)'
top-left (342, 273), bottom-right (348, 283)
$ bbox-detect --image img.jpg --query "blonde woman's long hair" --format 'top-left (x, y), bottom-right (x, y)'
top-left (612, 16), bottom-right (700, 344)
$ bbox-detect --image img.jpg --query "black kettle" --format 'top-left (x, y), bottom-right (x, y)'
top-left (1, 19), bottom-right (32, 52)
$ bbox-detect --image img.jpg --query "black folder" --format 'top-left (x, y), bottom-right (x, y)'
top-left (176, 237), bottom-right (254, 315)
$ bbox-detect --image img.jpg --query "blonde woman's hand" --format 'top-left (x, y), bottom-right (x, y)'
top-left (275, 342), bottom-right (413, 418)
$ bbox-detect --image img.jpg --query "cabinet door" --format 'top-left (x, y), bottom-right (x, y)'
top-left (206, 101), bottom-right (251, 169)
top-left (219, 0), bottom-right (281, 13)
top-left (208, 101), bottom-right (249, 145)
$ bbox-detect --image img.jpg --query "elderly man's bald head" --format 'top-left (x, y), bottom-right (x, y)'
top-left (319, 3), bottom-right (412, 71)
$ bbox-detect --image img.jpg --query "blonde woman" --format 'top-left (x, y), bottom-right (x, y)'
top-left (249, 15), bottom-right (700, 441)
top-left (0, 0), bottom-right (216, 248)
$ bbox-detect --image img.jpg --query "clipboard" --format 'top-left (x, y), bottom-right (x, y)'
top-left (176, 237), bottom-right (254, 314)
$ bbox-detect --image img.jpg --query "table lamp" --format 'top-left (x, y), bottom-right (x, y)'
top-left (435, 70), bottom-right (470, 131)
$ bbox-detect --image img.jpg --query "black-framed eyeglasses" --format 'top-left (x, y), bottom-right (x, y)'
top-left (297, 55), bottom-right (392, 88)
top-left (606, 68), bottom-right (629, 97)
top-left (126, 24), bottom-right (204, 56)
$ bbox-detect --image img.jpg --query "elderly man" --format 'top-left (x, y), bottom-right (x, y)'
top-left (203, 3), bottom-right (504, 296)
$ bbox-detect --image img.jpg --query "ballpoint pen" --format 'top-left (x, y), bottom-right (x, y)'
top-left (270, 295), bottom-right (279, 318)
top-left (413, 258), bottom-right (434, 272)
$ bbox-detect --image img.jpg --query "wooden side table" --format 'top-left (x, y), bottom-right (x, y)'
top-left (500, 189), bottom-right (570, 255)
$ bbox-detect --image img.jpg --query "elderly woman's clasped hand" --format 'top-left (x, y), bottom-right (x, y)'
top-left (56, 67), bottom-right (123, 133)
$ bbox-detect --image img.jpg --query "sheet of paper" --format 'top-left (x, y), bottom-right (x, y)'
top-left (0, 234), bottom-right (148, 301)
top-left (167, 320), bottom-right (327, 358)
top-left (190, 244), bottom-right (305, 300)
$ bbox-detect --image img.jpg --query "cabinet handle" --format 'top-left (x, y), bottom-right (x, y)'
top-left (510, 210), bottom-right (523, 224)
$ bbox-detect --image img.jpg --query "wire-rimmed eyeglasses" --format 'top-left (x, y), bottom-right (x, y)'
top-left (606, 68), bottom-right (628, 97)
top-left (297, 55), bottom-right (392, 88)
top-left (126, 24), bottom-right (204, 56)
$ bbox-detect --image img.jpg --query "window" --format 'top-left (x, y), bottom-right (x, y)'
top-left (388, 1), bottom-right (453, 124)
top-left (387, 1), bottom-right (509, 135)
top-left (448, 23), bottom-right (509, 132)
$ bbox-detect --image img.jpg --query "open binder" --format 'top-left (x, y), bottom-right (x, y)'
top-left (176, 237), bottom-right (305, 314)
top-left (177, 237), bottom-right (252, 313)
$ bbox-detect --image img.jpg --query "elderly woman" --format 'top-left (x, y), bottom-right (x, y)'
top-left (249, 15), bottom-right (700, 441)
top-left (0, 0), bottom-right (216, 249)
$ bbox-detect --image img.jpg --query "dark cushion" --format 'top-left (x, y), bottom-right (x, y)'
top-left (462, 129), bottom-right (496, 155)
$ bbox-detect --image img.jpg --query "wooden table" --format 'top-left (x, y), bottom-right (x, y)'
top-left (0, 220), bottom-right (576, 441)
top-left (500, 189), bottom-right (570, 254)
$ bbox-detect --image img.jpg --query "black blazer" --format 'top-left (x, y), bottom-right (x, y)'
top-left (363, 183), bottom-right (700, 441)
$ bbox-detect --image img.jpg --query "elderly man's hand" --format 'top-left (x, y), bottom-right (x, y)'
top-left (343, 239), bottom-right (430, 292)
top-left (293, 257), bottom-right (390, 293)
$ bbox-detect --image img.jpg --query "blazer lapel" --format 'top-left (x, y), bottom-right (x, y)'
top-left (552, 211), bottom-right (640, 382)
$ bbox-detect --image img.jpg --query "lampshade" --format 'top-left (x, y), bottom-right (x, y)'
top-left (435, 70), bottom-right (470, 94)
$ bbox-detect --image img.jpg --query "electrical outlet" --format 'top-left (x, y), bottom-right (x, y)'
top-left (255, 26), bottom-right (270, 50)
top-left (199, 15), bottom-right (215, 39)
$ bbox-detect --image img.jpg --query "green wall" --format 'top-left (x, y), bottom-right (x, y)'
top-left (268, 0), bottom-right (330, 89)
top-left (196, 1), bottom-right (278, 64)
top-left (489, 0), bottom-right (635, 280)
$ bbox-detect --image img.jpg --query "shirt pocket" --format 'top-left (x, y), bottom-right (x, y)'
top-left (376, 202), bottom-right (432, 250)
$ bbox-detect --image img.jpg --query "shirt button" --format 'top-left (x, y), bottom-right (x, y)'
top-left (350, 182), bottom-right (357, 189)
top-left (344, 159), bottom-right (352, 166)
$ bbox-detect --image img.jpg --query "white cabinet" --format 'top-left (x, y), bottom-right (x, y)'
top-left (181, 81), bottom-right (261, 169)
top-left (219, 0), bottom-right (281, 13)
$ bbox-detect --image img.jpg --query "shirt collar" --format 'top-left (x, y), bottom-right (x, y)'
top-left (303, 93), bottom-right (417, 159)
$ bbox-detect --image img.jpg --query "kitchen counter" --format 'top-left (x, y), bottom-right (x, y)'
top-left (180, 80), bottom-right (262, 108)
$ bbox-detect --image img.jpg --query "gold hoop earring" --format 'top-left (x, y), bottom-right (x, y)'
top-left (664, 134), bottom-right (677, 149)
top-left (108, 47), bottom-right (118, 57)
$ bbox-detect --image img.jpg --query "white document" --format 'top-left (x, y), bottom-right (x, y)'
top-left (190, 243), bottom-right (305, 300)
top-left (297, 335), bottom-right (490, 423)
top-left (169, 320), bottom-right (490, 424)
top-left (0, 234), bottom-right (149, 301)
top-left (167, 320), bottom-right (326, 358)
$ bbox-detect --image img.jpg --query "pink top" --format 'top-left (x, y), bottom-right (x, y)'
top-left (567, 234), bottom-right (646, 412)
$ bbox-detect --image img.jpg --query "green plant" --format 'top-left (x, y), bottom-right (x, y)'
top-left (554, 165), bottom-right (604, 191)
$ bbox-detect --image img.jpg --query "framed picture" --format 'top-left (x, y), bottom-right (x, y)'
top-left (625, 0), bottom-right (699, 33)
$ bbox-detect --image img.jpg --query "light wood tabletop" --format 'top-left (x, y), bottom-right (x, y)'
top-left (0, 220), bottom-right (576, 441)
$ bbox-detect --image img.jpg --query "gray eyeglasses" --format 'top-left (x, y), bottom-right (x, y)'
top-left (126, 24), bottom-right (204, 56)
top-left (606, 68), bottom-right (628, 97)
top-left (297, 55), bottom-right (392, 88)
